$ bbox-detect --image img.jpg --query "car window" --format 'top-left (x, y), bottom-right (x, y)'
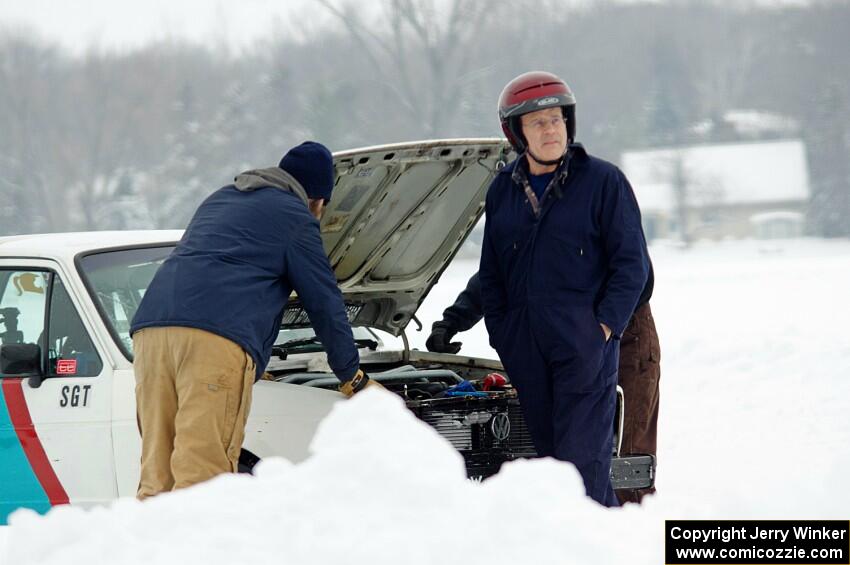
top-left (78, 246), bottom-right (174, 358)
top-left (46, 277), bottom-right (103, 378)
top-left (0, 270), bottom-right (102, 378)
top-left (0, 270), bottom-right (48, 348)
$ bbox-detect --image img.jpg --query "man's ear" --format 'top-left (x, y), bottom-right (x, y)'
top-left (308, 198), bottom-right (325, 220)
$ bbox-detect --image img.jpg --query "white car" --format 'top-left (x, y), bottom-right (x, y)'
top-left (0, 139), bottom-right (653, 523)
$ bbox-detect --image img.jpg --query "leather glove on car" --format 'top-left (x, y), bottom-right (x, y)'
top-left (339, 369), bottom-right (385, 398)
top-left (425, 326), bottom-right (462, 354)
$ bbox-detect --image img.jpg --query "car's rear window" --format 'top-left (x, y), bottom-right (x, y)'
top-left (78, 246), bottom-right (175, 358)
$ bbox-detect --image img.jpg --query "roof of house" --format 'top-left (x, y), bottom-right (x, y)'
top-left (621, 139), bottom-right (811, 213)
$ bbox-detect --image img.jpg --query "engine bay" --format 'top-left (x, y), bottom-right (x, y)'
top-left (271, 361), bottom-right (508, 400)
top-left (265, 355), bottom-right (653, 489)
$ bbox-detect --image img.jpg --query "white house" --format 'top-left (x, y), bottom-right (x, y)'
top-left (621, 139), bottom-right (811, 242)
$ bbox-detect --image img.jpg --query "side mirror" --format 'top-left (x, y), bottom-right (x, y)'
top-left (0, 343), bottom-right (45, 388)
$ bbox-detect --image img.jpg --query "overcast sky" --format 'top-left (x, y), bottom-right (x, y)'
top-left (0, 0), bottom-right (816, 56)
top-left (0, 0), bottom-right (331, 55)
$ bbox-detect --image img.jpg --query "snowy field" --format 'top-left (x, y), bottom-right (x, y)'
top-left (2, 237), bottom-right (849, 564)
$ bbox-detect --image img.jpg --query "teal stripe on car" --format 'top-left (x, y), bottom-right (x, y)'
top-left (0, 384), bottom-right (50, 525)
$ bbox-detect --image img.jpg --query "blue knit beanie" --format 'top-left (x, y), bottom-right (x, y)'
top-left (278, 141), bottom-right (334, 202)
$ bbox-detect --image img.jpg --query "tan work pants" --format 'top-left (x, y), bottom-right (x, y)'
top-left (133, 326), bottom-right (255, 500)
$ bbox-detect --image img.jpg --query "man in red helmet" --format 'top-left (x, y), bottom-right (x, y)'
top-left (479, 71), bottom-right (649, 506)
top-left (426, 269), bottom-right (661, 505)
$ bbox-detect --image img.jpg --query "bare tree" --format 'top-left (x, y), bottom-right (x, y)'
top-left (652, 150), bottom-right (722, 247)
top-left (681, 4), bottom-right (772, 130)
top-left (316, 0), bottom-right (505, 137)
top-left (0, 36), bottom-right (70, 234)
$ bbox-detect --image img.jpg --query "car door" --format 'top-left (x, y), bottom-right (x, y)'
top-left (0, 260), bottom-right (116, 524)
top-left (74, 245), bottom-right (176, 498)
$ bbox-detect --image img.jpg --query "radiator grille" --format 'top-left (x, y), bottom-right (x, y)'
top-left (407, 393), bottom-right (655, 490)
top-left (410, 396), bottom-right (537, 479)
top-left (506, 403), bottom-right (536, 455)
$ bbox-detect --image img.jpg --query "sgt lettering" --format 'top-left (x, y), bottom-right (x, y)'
top-left (59, 385), bottom-right (91, 407)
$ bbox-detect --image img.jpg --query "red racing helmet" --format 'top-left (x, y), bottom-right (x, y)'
top-left (498, 71), bottom-right (576, 154)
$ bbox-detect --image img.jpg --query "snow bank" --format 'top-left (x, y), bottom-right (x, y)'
top-left (6, 389), bottom-right (660, 565)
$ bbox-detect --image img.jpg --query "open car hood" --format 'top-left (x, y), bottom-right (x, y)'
top-left (287, 139), bottom-right (511, 336)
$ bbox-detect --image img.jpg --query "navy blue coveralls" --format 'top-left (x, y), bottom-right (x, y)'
top-left (479, 145), bottom-right (648, 506)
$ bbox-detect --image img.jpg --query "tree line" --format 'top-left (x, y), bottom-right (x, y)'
top-left (1, 0), bottom-right (847, 236)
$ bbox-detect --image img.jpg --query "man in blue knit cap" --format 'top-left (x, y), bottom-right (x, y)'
top-left (130, 141), bottom-right (377, 499)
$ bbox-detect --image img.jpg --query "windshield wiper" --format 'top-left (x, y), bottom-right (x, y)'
top-left (354, 338), bottom-right (378, 351)
top-left (272, 336), bottom-right (378, 360)
top-left (272, 336), bottom-right (322, 360)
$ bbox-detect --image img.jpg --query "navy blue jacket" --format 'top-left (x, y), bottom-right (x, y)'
top-left (130, 182), bottom-right (360, 382)
top-left (480, 145), bottom-right (648, 376)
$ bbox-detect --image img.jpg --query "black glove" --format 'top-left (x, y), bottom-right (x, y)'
top-left (425, 326), bottom-right (462, 354)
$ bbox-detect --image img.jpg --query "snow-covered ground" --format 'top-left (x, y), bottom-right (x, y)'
top-left (2, 237), bottom-right (849, 564)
